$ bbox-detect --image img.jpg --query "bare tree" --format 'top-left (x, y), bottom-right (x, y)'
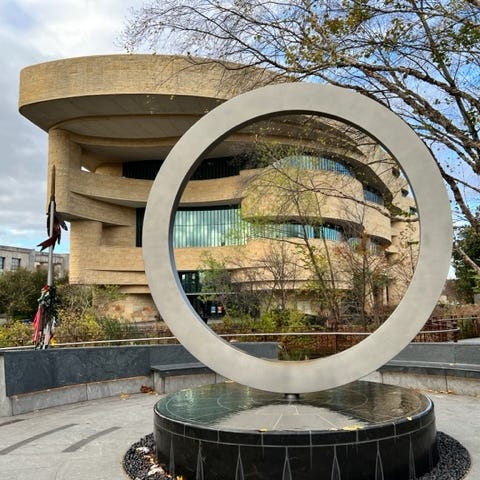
top-left (334, 216), bottom-right (392, 329)
top-left (257, 241), bottom-right (300, 311)
top-left (239, 114), bottom-right (419, 322)
top-left (197, 251), bottom-right (265, 318)
top-left (122, 0), bottom-right (480, 272)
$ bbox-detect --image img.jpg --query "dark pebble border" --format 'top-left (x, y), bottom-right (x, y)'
top-left (123, 432), bottom-right (471, 480)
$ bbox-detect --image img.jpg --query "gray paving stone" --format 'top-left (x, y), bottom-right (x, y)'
top-left (0, 388), bottom-right (478, 479)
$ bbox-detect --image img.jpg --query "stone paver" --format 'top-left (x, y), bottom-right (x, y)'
top-left (0, 392), bottom-right (158, 480)
top-left (430, 391), bottom-right (480, 478)
top-left (0, 389), bottom-right (478, 479)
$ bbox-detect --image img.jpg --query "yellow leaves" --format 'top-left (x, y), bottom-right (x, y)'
top-left (324, 18), bottom-right (345, 35)
top-left (140, 385), bottom-right (155, 394)
top-left (342, 424), bottom-right (363, 431)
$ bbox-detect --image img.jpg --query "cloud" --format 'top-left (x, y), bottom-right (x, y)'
top-left (0, 0), bottom-right (144, 253)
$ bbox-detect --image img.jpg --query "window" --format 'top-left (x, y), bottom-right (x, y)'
top-left (136, 206), bottom-right (248, 248)
top-left (409, 207), bottom-right (418, 215)
top-left (363, 186), bottom-right (384, 205)
top-left (251, 222), bottom-right (343, 241)
top-left (179, 271), bottom-right (203, 294)
top-left (123, 160), bottom-right (163, 180)
top-left (11, 258), bottom-right (21, 271)
top-left (274, 155), bottom-right (353, 176)
top-left (174, 206), bottom-right (246, 248)
top-left (401, 188), bottom-right (409, 197)
top-left (136, 208), bottom-right (146, 247)
top-left (317, 224), bottom-right (344, 241)
top-left (392, 167), bottom-right (400, 178)
top-left (346, 237), bottom-right (384, 255)
top-left (0, 257), bottom-right (4, 271)
top-left (252, 223), bottom-right (311, 239)
top-left (124, 157), bottom-right (253, 182)
top-left (190, 156), bottom-right (250, 180)
top-left (136, 207), bottom-right (345, 248)
top-left (369, 238), bottom-right (384, 255)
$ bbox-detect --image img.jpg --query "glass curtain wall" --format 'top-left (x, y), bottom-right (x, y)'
top-left (136, 206), bottom-right (346, 248)
top-left (173, 206), bottom-right (246, 248)
top-left (273, 155), bottom-right (353, 176)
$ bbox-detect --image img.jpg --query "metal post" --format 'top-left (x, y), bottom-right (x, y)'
top-left (47, 166), bottom-right (55, 287)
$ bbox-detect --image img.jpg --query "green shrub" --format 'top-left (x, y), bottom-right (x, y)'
top-left (97, 317), bottom-right (141, 341)
top-left (0, 269), bottom-right (49, 320)
top-left (458, 318), bottom-right (479, 339)
top-left (55, 310), bottom-right (104, 343)
top-left (0, 321), bottom-right (34, 348)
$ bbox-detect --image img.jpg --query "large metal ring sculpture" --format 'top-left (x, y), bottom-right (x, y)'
top-left (143, 83), bottom-right (452, 394)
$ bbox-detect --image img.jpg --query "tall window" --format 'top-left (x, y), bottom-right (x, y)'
top-left (274, 155), bottom-right (353, 176)
top-left (11, 258), bottom-right (21, 271)
top-left (369, 238), bottom-right (385, 255)
top-left (317, 224), bottom-right (344, 241)
top-left (363, 186), bottom-right (384, 206)
top-left (179, 271), bottom-right (203, 294)
top-left (0, 257), bottom-right (4, 271)
top-left (136, 208), bottom-right (345, 248)
top-left (251, 222), bottom-right (344, 241)
top-left (174, 206), bottom-right (246, 248)
top-left (136, 205), bottom-right (247, 248)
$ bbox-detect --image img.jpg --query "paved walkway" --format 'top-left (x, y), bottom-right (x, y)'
top-left (459, 337), bottom-right (480, 344)
top-left (0, 392), bottom-right (156, 480)
top-left (0, 389), bottom-right (478, 479)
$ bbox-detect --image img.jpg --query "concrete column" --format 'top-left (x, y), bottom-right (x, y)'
top-left (47, 128), bottom-right (82, 213)
top-left (69, 220), bottom-right (103, 284)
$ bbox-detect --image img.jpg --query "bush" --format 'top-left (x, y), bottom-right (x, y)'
top-left (0, 321), bottom-right (34, 348)
top-left (97, 317), bottom-right (141, 341)
top-left (52, 283), bottom-right (131, 344)
top-left (458, 317), bottom-right (479, 339)
top-left (54, 310), bottom-right (104, 343)
top-left (0, 269), bottom-right (49, 320)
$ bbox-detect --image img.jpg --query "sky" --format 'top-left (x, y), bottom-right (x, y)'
top-left (0, 0), bottom-right (145, 253)
top-left (0, 0), bottom-right (476, 265)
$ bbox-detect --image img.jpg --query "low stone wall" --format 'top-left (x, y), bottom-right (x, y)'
top-left (2, 342), bottom-right (478, 417)
top-left (363, 342), bottom-right (480, 396)
top-left (0, 343), bottom-right (277, 417)
top-left (389, 342), bottom-right (480, 368)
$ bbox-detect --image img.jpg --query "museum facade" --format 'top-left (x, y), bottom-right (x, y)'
top-left (19, 55), bottom-right (417, 323)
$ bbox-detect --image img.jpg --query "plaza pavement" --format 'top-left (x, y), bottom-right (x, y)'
top-left (0, 388), bottom-right (478, 480)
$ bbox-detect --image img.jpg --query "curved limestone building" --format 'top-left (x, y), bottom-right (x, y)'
top-left (19, 55), bottom-right (417, 322)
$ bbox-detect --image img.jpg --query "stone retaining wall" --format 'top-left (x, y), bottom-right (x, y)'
top-left (363, 342), bottom-right (480, 397)
top-left (0, 343), bottom-right (277, 417)
top-left (1, 342), bottom-right (478, 417)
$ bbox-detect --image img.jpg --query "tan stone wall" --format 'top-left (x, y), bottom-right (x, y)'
top-left (19, 54), bottom-right (419, 320)
top-left (100, 293), bottom-right (160, 323)
top-left (19, 55), bottom-right (276, 110)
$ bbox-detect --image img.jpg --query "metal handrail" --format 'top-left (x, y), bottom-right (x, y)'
top-left (0, 325), bottom-right (462, 352)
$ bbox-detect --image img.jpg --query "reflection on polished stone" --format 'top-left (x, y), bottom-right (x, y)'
top-left (154, 381), bottom-right (438, 480)
top-left (157, 381), bottom-right (428, 429)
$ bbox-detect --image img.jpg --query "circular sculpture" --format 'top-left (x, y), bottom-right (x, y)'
top-left (143, 83), bottom-right (452, 394)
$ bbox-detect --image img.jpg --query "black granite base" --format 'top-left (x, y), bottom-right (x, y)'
top-left (153, 381), bottom-right (439, 480)
top-left (124, 431), bottom-right (470, 480)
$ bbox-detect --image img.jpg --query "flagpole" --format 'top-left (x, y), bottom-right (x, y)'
top-left (47, 166), bottom-right (55, 288)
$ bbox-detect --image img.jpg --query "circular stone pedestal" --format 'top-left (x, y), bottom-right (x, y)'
top-left (154, 381), bottom-right (438, 480)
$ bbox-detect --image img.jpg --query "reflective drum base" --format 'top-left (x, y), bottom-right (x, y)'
top-left (154, 381), bottom-right (438, 480)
